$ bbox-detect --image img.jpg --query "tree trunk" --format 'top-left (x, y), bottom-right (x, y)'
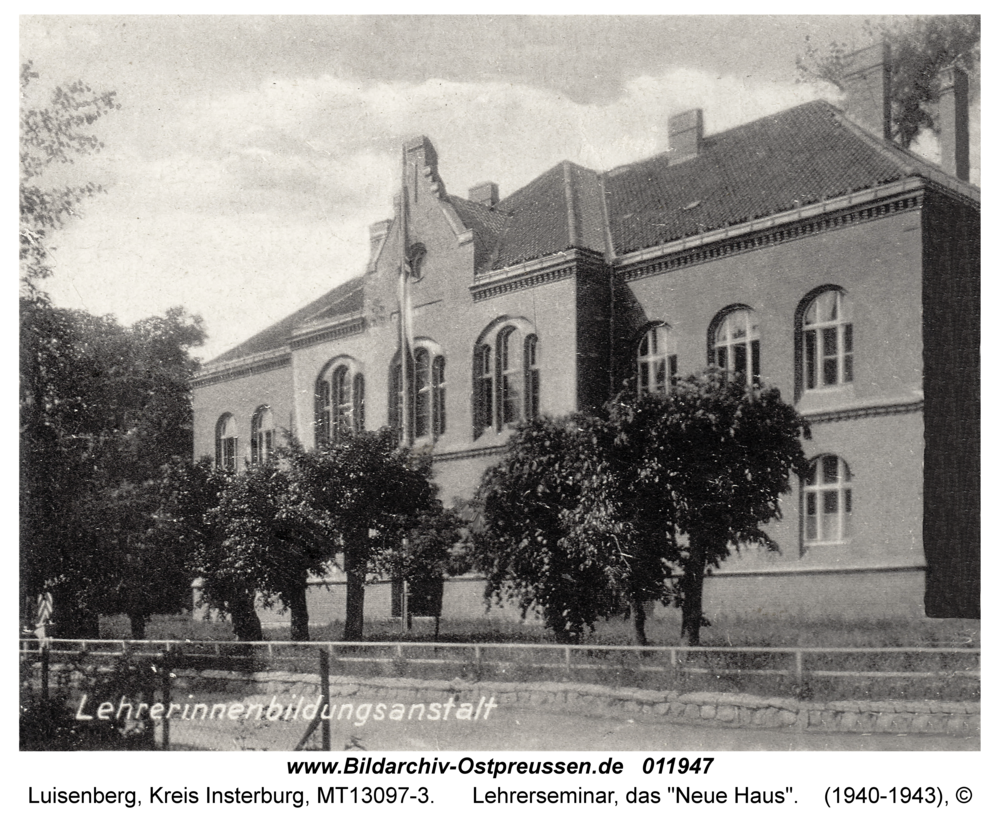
top-left (287, 577), bottom-right (310, 642)
top-left (631, 597), bottom-right (649, 646)
top-left (680, 541), bottom-right (707, 647)
top-left (343, 540), bottom-right (366, 642)
top-left (128, 612), bottom-right (147, 640)
top-left (229, 589), bottom-right (263, 642)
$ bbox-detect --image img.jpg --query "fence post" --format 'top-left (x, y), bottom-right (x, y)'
top-left (319, 648), bottom-right (331, 752)
top-left (40, 642), bottom-right (49, 701)
top-left (161, 658), bottom-right (171, 752)
top-left (794, 649), bottom-right (804, 684)
top-left (564, 646), bottom-right (572, 671)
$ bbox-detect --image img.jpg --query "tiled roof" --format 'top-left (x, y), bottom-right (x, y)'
top-left (447, 195), bottom-right (509, 273)
top-left (204, 277), bottom-right (363, 366)
top-left (203, 99), bottom-right (977, 369)
top-left (489, 162), bottom-right (574, 270)
top-left (603, 100), bottom-right (917, 255)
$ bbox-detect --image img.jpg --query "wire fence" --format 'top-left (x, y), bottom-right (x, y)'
top-left (20, 638), bottom-right (979, 752)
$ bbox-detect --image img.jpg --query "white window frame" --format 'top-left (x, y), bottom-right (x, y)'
top-left (803, 454), bottom-right (853, 548)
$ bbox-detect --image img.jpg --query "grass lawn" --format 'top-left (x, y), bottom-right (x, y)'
top-left (101, 611), bottom-right (980, 650)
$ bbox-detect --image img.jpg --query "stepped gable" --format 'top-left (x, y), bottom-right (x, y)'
top-left (602, 99), bottom-right (918, 257)
top-left (204, 277), bottom-right (363, 366)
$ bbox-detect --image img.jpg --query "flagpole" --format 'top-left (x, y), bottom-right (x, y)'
top-left (398, 146), bottom-right (411, 445)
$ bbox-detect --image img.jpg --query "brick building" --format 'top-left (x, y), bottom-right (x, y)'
top-left (192, 47), bottom-right (979, 623)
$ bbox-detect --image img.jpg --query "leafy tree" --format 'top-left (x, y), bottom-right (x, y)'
top-left (606, 372), bottom-right (810, 645)
top-left (212, 460), bottom-right (332, 642)
top-left (20, 306), bottom-right (205, 636)
top-left (470, 416), bottom-right (628, 643)
top-left (20, 61), bottom-right (118, 290)
top-left (797, 15), bottom-right (980, 149)
top-left (472, 372), bottom-right (809, 647)
top-left (151, 458), bottom-right (264, 643)
top-left (80, 480), bottom-right (195, 640)
top-left (288, 430), bottom-right (444, 641)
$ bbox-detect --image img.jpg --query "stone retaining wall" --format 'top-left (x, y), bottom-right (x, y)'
top-left (180, 668), bottom-right (979, 737)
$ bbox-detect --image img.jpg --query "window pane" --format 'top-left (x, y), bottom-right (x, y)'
top-left (822, 455), bottom-right (839, 484)
top-left (654, 361), bottom-right (666, 393)
top-left (730, 312), bottom-right (747, 340)
top-left (715, 345), bottom-right (727, 371)
top-left (733, 342), bottom-right (746, 377)
top-left (805, 493), bottom-right (817, 540)
top-left (804, 329), bottom-right (816, 389)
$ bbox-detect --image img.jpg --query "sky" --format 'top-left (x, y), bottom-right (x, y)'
top-left (20, 14), bottom-right (981, 362)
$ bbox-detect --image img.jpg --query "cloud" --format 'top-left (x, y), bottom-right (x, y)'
top-left (40, 66), bottom-right (836, 360)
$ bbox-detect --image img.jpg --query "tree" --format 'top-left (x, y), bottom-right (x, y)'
top-left (19, 306), bottom-right (205, 636)
top-left (80, 480), bottom-right (194, 640)
top-left (289, 430), bottom-right (445, 641)
top-left (20, 61), bottom-right (118, 290)
top-left (151, 458), bottom-right (264, 643)
top-left (470, 416), bottom-right (628, 644)
top-left (797, 16), bottom-right (980, 149)
top-left (606, 372), bottom-right (810, 645)
top-left (212, 460), bottom-right (331, 642)
top-left (471, 371), bottom-right (809, 647)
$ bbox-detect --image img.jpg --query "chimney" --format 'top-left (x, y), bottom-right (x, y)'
top-left (938, 65), bottom-right (970, 182)
top-left (841, 43), bottom-right (892, 141)
top-left (468, 181), bottom-right (499, 207)
top-left (668, 109), bottom-right (703, 163)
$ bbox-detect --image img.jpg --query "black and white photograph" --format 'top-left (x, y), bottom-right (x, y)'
top-left (19, 12), bottom-right (981, 803)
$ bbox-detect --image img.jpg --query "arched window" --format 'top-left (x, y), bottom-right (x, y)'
top-left (215, 414), bottom-right (238, 471)
top-left (250, 406), bottom-right (275, 464)
top-left (315, 358), bottom-right (364, 445)
top-left (637, 323), bottom-right (677, 396)
top-left (802, 289), bottom-right (853, 390)
top-left (710, 306), bottom-right (760, 386)
top-left (390, 342), bottom-right (446, 444)
top-left (524, 335), bottom-right (540, 420)
top-left (474, 318), bottom-right (539, 438)
top-left (803, 455), bottom-right (853, 547)
top-left (408, 243), bottom-right (427, 282)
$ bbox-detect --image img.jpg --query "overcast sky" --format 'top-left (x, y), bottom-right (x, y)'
top-left (20, 15), bottom-right (981, 361)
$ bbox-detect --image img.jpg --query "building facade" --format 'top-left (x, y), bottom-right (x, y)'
top-left (192, 48), bottom-right (979, 622)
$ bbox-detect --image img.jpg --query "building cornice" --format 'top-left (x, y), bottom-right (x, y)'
top-left (289, 314), bottom-right (367, 351)
top-left (618, 178), bottom-right (926, 282)
top-left (803, 398), bottom-right (923, 425)
top-left (431, 444), bottom-right (510, 463)
top-left (470, 247), bottom-right (606, 302)
top-left (192, 348), bottom-right (291, 388)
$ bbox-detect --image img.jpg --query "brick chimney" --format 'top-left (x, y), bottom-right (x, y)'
top-left (938, 65), bottom-right (970, 182)
top-left (668, 109), bottom-right (703, 163)
top-left (468, 181), bottom-right (499, 207)
top-left (841, 43), bottom-right (892, 141)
